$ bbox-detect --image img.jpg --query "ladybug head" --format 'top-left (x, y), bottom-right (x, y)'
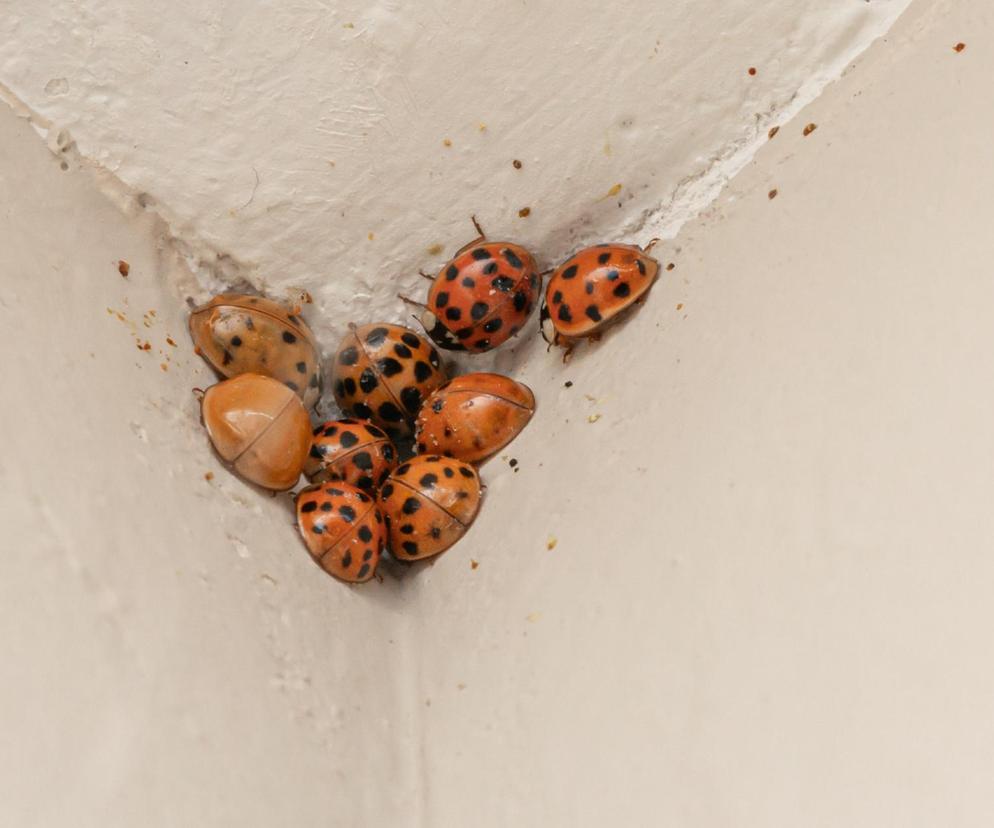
top-left (420, 308), bottom-right (466, 352)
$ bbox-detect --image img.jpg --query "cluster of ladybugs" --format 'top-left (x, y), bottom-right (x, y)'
top-left (189, 220), bottom-right (660, 583)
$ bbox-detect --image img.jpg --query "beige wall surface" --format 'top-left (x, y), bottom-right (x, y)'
top-left (5, 0), bottom-right (994, 825)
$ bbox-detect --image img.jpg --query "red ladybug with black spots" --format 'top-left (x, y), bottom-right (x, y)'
top-left (540, 242), bottom-right (660, 352)
top-left (403, 217), bottom-right (540, 353)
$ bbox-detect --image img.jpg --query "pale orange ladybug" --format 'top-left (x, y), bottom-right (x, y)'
top-left (540, 243), bottom-right (660, 349)
top-left (200, 373), bottom-right (311, 490)
top-left (189, 293), bottom-right (322, 408)
top-left (379, 456), bottom-right (482, 560)
top-left (304, 419), bottom-right (398, 493)
top-left (296, 482), bottom-right (385, 582)
top-left (331, 323), bottom-right (446, 439)
top-left (415, 373), bottom-right (535, 463)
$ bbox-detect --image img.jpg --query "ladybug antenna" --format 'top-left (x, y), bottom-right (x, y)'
top-left (642, 237), bottom-right (662, 253)
top-left (398, 293), bottom-right (428, 312)
top-left (192, 387), bottom-right (205, 400)
top-left (470, 214), bottom-right (486, 238)
top-left (418, 269), bottom-right (435, 282)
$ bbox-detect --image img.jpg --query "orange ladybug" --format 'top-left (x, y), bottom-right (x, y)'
top-left (296, 482), bottom-right (385, 582)
top-left (200, 373), bottom-right (311, 490)
top-left (304, 418), bottom-right (398, 493)
top-left (540, 243), bottom-right (660, 350)
top-left (379, 456), bottom-right (482, 560)
top-left (406, 217), bottom-right (540, 353)
top-left (189, 293), bottom-right (322, 408)
top-left (415, 373), bottom-right (535, 463)
top-left (331, 323), bottom-right (446, 439)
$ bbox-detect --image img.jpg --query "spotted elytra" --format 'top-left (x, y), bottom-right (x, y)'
top-left (401, 217), bottom-right (540, 353)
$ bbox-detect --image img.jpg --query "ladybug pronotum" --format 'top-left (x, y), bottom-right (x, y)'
top-left (200, 373), bottom-right (311, 490)
top-left (379, 456), bottom-right (482, 561)
top-left (415, 372), bottom-right (535, 464)
top-left (331, 323), bottom-right (446, 439)
top-left (296, 482), bottom-right (385, 582)
top-left (304, 418), bottom-right (398, 493)
top-left (540, 243), bottom-right (660, 349)
top-left (189, 293), bottom-right (322, 408)
top-left (412, 219), bottom-right (540, 353)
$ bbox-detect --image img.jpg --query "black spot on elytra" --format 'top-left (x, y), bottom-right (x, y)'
top-left (558, 304), bottom-right (573, 322)
top-left (401, 332), bottom-right (421, 349)
top-left (606, 269), bottom-right (620, 281)
top-left (309, 374), bottom-right (319, 388)
top-left (474, 339), bottom-right (490, 350)
top-left (402, 497), bottom-right (421, 514)
top-left (311, 524), bottom-right (324, 534)
top-left (503, 248), bottom-right (523, 269)
top-left (357, 563), bottom-right (370, 578)
top-left (359, 368), bottom-right (378, 393)
top-left (483, 262), bottom-right (498, 275)
top-left (301, 501), bottom-right (318, 513)
top-left (326, 487), bottom-right (345, 496)
top-left (428, 348), bottom-right (440, 368)
top-left (471, 302), bottom-right (488, 320)
top-left (399, 523), bottom-right (415, 534)
top-left (552, 290), bottom-right (563, 304)
top-left (282, 331), bottom-right (297, 344)
top-left (377, 357), bottom-right (403, 377)
top-left (378, 401), bottom-right (404, 422)
top-left (323, 425), bottom-right (338, 437)
top-left (244, 316), bottom-right (254, 330)
top-left (585, 281), bottom-right (595, 295)
top-left (363, 548), bottom-right (373, 561)
top-left (471, 248), bottom-right (492, 261)
top-left (561, 264), bottom-right (578, 280)
top-left (492, 275), bottom-right (514, 292)
top-left (339, 346), bottom-right (358, 366)
top-left (353, 402), bottom-right (372, 419)
top-left (430, 527), bottom-right (442, 539)
top-left (458, 466), bottom-right (474, 478)
top-left (285, 380), bottom-right (300, 392)
top-left (358, 525), bottom-right (373, 542)
top-left (435, 291), bottom-right (449, 309)
top-left (420, 473), bottom-right (437, 488)
top-left (401, 386), bottom-right (422, 414)
top-left (446, 264), bottom-right (459, 281)
top-left (455, 327), bottom-right (473, 340)
top-left (445, 307), bottom-right (462, 321)
top-left (309, 445), bottom-right (325, 460)
top-left (402, 541), bottom-right (419, 556)
top-left (414, 361), bottom-right (432, 382)
top-left (598, 251), bottom-right (611, 265)
top-left (381, 483), bottom-right (394, 498)
top-left (443, 466), bottom-right (454, 478)
top-left (365, 327), bottom-right (389, 347)
top-left (222, 349), bottom-right (233, 366)
top-left (356, 475), bottom-right (373, 491)
top-left (231, 335), bottom-right (242, 347)
top-left (341, 551), bottom-right (352, 568)
top-left (613, 282), bottom-right (631, 298)
top-left (353, 451), bottom-right (373, 470)
top-left (585, 305), bottom-right (603, 322)
top-left (462, 276), bottom-right (476, 288)
top-left (367, 424), bottom-right (385, 437)
top-left (339, 505), bottom-right (356, 522)
top-left (296, 361), bottom-right (307, 374)
top-left (483, 317), bottom-right (503, 333)
top-left (394, 343), bottom-right (412, 359)
top-left (321, 502), bottom-right (333, 512)
top-left (513, 291), bottom-right (527, 312)
top-left (342, 377), bottom-right (356, 396)
top-left (382, 445), bottom-right (394, 463)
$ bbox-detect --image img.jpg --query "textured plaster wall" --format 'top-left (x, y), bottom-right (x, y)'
top-left (11, 0), bottom-right (984, 826)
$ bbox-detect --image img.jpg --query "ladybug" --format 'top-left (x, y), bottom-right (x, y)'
top-left (540, 243), bottom-right (660, 351)
top-left (304, 418), bottom-right (398, 493)
top-left (404, 217), bottom-right (540, 353)
top-left (296, 482), bottom-right (385, 583)
top-left (415, 373), bottom-right (535, 464)
top-left (379, 456), bottom-right (482, 560)
top-left (200, 373), bottom-right (311, 490)
top-left (189, 293), bottom-right (322, 408)
top-left (331, 323), bottom-right (446, 439)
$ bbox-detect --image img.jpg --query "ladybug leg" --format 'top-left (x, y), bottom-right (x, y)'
top-left (470, 214), bottom-right (486, 239)
top-left (642, 237), bottom-right (662, 253)
top-left (398, 293), bottom-right (429, 311)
